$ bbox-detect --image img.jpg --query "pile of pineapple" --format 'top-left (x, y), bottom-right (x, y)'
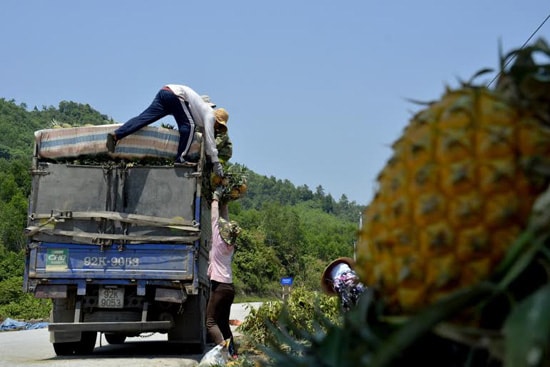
top-left (207, 163), bottom-right (248, 203)
top-left (356, 39), bottom-right (550, 317)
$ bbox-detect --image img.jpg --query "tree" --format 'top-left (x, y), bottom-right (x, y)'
top-left (261, 203), bottom-right (306, 278)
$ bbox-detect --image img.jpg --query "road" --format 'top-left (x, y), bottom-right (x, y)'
top-left (0, 302), bottom-right (262, 367)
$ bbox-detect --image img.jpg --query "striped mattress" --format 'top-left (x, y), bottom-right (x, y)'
top-left (34, 124), bottom-right (202, 160)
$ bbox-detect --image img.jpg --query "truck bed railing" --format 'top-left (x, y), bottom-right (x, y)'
top-left (25, 210), bottom-right (201, 245)
top-left (28, 210), bottom-right (199, 229)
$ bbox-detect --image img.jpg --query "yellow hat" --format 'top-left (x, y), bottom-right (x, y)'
top-left (214, 108), bottom-right (229, 132)
top-left (320, 257), bottom-right (355, 295)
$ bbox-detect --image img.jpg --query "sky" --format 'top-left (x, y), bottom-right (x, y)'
top-left (1, 1), bottom-right (549, 205)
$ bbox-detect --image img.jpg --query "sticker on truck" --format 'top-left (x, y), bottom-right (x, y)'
top-left (46, 249), bottom-right (68, 271)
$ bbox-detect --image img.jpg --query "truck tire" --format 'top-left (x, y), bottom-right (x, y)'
top-left (75, 332), bottom-right (97, 354)
top-left (53, 342), bottom-right (77, 356)
top-left (52, 332), bottom-right (97, 355)
top-left (105, 333), bottom-right (127, 344)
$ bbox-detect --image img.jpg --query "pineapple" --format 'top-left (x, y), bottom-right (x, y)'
top-left (206, 164), bottom-right (248, 203)
top-left (356, 39), bottom-right (550, 315)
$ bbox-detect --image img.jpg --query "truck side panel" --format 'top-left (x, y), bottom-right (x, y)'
top-left (27, 243), bottom-right (195, 280)
top-left (28, 163), bottom-right (199, 243)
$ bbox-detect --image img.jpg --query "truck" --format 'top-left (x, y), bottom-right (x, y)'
top-left (23, 125), bottom-right (211, 355)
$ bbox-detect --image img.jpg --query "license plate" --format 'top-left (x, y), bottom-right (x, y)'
top-left (98, 287), bottom-right (124, 308)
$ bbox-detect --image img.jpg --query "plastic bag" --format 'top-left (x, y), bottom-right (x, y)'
top-left (198, 342), bottom-right (229, 367)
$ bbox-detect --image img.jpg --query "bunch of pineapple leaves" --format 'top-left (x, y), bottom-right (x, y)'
top-left (221, 164), bottom-right (248, 200)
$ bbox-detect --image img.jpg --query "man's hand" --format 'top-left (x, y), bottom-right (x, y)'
top-left (213, 161), bottom-right (224, 177)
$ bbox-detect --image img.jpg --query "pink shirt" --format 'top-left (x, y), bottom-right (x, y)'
top-left (207, 200), bottom-right (234, 284)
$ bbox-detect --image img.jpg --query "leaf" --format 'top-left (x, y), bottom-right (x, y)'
top-left (370, 283), bottom-right (495, 367)
top-left (503, 284), bottom-right (550, 367)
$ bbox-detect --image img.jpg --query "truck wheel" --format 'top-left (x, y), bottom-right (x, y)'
top-left (52, 332), bottom-right (96, 355)
top-left (105, 333), bottom-right (127, 344)
top-left (76, 331), bottom-right (97, 355)
top-left (53, 342), bottom-right (78, 356)
top-left (76, 332), bottom-right (97, 354)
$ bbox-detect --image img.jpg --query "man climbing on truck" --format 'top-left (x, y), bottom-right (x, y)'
top-left (105, 84), bottom-right (226, 177)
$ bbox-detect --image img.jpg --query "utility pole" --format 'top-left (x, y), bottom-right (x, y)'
top-left (353, 212), bottom-right (363, 262)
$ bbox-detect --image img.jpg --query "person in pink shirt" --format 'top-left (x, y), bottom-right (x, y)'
top-left (206, 188), bottom-right (241, 359)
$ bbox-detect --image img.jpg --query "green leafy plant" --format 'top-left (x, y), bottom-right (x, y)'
top-left (238, 287), bottom-right (340, 354)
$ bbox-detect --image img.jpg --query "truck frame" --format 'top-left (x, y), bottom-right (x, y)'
top-left (23, 126), bottom-right (211, 355)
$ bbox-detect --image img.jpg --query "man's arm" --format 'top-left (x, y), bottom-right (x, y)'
top-left (203, 114), bottom-right (220, 163)
top-left (211, 199), bottom-right (220, 228)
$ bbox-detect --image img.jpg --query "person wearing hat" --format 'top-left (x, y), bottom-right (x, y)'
top-left (205, 187), bottom-right (241, 359)
top-left (105, 84), bottom-right (226, 177)
top-left (321, 257), bottom-right (366, 312)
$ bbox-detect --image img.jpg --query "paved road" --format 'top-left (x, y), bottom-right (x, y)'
top-left (0, 302), bottom-right (262, 367)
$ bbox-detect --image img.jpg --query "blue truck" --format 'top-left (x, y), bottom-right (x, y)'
top-left (23, 126), bottom-right (211, 355)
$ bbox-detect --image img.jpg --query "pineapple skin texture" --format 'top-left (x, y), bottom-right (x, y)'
top-left (356, 86), bottom-right (550, 315)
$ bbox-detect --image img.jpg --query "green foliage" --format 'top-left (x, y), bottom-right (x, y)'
top-left (0, 293), bottom-right (51, 321)
top-left (0, 99), bottom-right (41, 159)
top-left (0, 276), bottom-right (24, 301)
top-left (237, 164), bottom-right (364, 222)
top-left (233, 230), bottom-right (282, 295)
top-left (43, 100), bottom-right (113, 127)
top-left (0, 246), bottom-right (24, 280)
top-left (0, 249), bottom-right (51, 320)
top-left (238, 286), bottom-right (340, 348)
top-left (0, 191), bottom-right (28, 251)
top-left (0, 98), bottom-right (113, 160)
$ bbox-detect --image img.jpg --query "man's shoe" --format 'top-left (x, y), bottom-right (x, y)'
top-left (174, 154), bottom-right (199, 167)
top-left (174, 159), bottom-right (198, 167)
top-left (106, 133), bottom-right (117, 153)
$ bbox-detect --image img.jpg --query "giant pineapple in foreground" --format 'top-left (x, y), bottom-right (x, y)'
top-left (259, 40), bottom-right (550, 367)
top-left (356, 39), bottom-right (550, 316)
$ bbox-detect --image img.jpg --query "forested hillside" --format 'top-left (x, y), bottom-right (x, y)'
top-left (0, 98), bottom-right (364, 319)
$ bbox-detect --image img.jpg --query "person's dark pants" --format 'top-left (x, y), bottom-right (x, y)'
top-left (114, 88), bottom-right (195, 160)
top-left (206, 280), bottom-right (235, 346)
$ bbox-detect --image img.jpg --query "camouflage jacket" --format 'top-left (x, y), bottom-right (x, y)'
top-left (216, 132), bottom-right (233, 163)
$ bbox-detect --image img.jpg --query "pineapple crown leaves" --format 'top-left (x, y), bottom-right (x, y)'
top-left (404, 69), bottom-right (495, 109)
top-left (206, 163), bottom-right (249, 203)
top-left (495, 37), bottom-right (550, 123)
top-left (499, 38), bottom-right (550, 85)
top-left (405, 38), bottom-right (550, 115)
